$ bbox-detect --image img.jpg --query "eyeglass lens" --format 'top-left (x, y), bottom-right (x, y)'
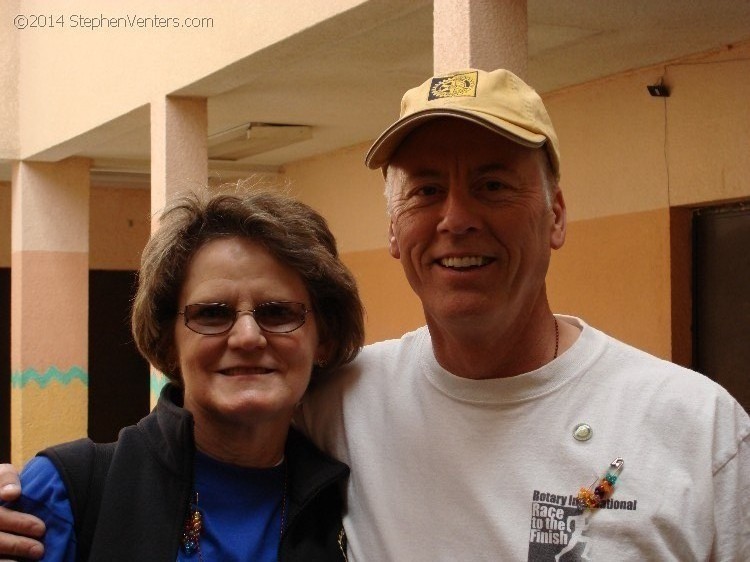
top-left (182, 302), bottom-right (307, 334)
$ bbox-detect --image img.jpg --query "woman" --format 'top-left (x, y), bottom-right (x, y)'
top-left (13, 185), bottom-right (364, 560)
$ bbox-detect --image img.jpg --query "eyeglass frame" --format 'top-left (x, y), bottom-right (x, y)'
top-left (177, 301), bottom-right (311, 335)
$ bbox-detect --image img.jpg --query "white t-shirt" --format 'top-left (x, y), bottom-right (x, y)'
top-left (302, 316), bottom-right (750, 561)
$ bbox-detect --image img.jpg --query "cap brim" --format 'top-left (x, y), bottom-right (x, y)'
top-left (365, 109), bottom-right (547, 169)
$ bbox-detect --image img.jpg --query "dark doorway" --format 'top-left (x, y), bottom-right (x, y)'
top-left (0, 268), bottom-right (9, 461)
top-left (693, 203), bottom-right (750, 411)
top-left (88, 270), bottom-right (149, 442)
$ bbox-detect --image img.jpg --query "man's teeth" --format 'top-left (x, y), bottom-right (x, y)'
top-left (440, 256), bottom-right (489, 268)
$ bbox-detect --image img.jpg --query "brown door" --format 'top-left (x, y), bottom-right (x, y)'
top-left (693, 203), bottom-right (750, 411)
top-left (88, 270), bottom-right (149, 442)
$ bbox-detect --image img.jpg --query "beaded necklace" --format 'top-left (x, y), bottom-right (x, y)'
top-left (552, 316), bottom-right (560, 359)
top-left (180, 460), bottom-right (288, 559)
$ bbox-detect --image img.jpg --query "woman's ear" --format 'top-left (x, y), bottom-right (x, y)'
top-left (314, 338), bottom-right (333, 369)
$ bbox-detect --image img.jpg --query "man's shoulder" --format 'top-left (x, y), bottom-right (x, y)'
top-left (582, 318), bottom-right (744, 410)
top-left (308, 326), bottom-right (429, 396)
top-left (359, 325), bottom-right (428, 359)
top-left (369, 325), bottom-right (429, 347)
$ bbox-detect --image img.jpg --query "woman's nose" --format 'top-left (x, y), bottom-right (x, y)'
top-left (227, 312), bottom-right (267, 349)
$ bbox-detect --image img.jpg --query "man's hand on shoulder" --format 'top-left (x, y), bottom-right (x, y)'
top-left (0, 464), bottom-right (45, 560)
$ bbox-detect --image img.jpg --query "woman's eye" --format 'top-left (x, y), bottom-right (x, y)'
top-left (259, 304), bottom-right (295, 323)
top-left (196, 305), bottom-right (232, 320)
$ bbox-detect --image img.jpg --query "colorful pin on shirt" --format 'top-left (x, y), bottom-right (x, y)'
top-left (576, 457), bottom-right (624, 510)
top-left (181, 492), bottom-right (203, 555)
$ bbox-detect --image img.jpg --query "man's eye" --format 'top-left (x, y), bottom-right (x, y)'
top-left (476, 180), bottom-right (513, 201)
top-left (482, 180), bottom-right (505, 192)
top-left (418, 185), bottom-right (439, 196)
top-left (409, 185), bottom-right (442, 198)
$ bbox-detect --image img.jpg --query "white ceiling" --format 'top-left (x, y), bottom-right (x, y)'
top-left (8, 0), bottom-right (750, 184)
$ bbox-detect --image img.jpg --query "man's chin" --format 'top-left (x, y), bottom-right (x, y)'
top-left (425, 300), bottom-right (498, 325)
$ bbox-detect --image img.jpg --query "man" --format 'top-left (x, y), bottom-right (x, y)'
top-left (2, 69), bottom-right (748, 561)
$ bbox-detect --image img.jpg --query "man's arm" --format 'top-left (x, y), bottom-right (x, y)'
top-left (0, 464), bottom-right (45, 560)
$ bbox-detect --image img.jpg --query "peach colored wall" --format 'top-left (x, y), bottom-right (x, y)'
top-left (11, 158), bottom-right (90, 253)
top-left (342, 249), bottom-right (423, 345)
top-left (0, 1), bottom-right (19, 160)
top-left (11, 252), bottom-right (89, 368)
top-left (666, 53), bottom-right (750, 206)
top-left (542, 44), bottom-right (750, 359)
top-left (11, 251), bottom-right (89, 464)
top-left (284, 142), bottom-right (390, 254)
top-left (547, 209), bottom-right (672, 359)
top-left (90, 186), bottom-right (150, 270)
top-left (547, 43), bottom-right (750, 220)
top-left (1, 184), bottom-right (149, 270)
top-left (546, 72), bottom-right (670, 221)
top-left (10, 158), bottom-right (91, 464)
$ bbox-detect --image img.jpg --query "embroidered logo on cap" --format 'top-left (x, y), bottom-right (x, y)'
top-left (428, 71), bottom-right (478, 100)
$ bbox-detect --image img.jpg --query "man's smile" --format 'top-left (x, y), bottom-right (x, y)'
top-left (438, 256), bottom-right (493, 269)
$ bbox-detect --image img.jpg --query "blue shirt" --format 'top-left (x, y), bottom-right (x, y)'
top-left (10, 451), bottom-right (286, 561)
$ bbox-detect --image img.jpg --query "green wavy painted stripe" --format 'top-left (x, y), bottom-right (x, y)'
top-left (150, 370), bottom-right (169, 397)
top-left (11, 366), bottom-right (88, 389)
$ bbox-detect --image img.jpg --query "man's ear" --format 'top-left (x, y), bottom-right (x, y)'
top-left (550, 186), bottom-right (567, 250)
top-left (388, 221), bottom-right (401, 259)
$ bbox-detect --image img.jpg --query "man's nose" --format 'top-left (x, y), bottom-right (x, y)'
top-left (438, 189), bottom-right (481, 234)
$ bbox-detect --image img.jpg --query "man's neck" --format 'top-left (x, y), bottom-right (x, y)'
top-left (426, 305), bottom-right (568, 380)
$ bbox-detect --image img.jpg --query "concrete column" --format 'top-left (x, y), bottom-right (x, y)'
top-left (433, 0), bottom-right (528, 78)
top-left (149, 96), bottom-right (207, 403)
top-left (10, 157), bottom-right (90, 465)
top-left (150, 96), bottom-right (208, 227)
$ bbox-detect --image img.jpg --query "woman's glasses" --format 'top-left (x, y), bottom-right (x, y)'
top-left (179, 302), bottom-right (309, 335)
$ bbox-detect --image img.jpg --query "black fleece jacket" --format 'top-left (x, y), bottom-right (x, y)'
top-left (42, 384), bottom-right (349, 561)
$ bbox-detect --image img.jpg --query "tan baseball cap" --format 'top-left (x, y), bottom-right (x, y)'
top-left (365, 68), bottom-right (560, 179)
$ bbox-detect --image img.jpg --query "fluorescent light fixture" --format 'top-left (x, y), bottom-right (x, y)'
top-left (208, 122), bottom-right (313, 161)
